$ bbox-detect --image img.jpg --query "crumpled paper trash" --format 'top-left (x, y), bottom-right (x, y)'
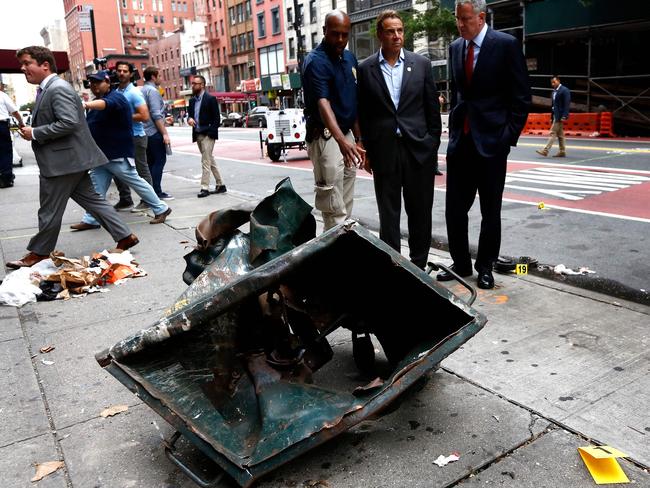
top-left (553, 264), bottom-right (596, 276)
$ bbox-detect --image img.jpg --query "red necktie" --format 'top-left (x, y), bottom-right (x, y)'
top-left (464, 41), bottom-right (474, 134)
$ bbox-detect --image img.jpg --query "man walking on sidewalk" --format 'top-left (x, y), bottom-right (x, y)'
top-left (141, 66), bottom-right (174, 201)
top-left (0, 83), bottom-right (25, 188)
top-left (187, 75), bottom-right (226, 198)
top-left (536, 75), bottom-right (570, 158)
top-left (7, 46), bottom-right (137, 269)
top-left (70, 70), bottom-right (171, 231)
top-left (112, 61), bottom-right (152, 210)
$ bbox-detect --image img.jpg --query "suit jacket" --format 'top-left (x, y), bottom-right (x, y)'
top-left (189, 91), bottom-right (220, 143)
top-left (31, 76), bottom-right (107, 177)
top-left (552, 84), bottom-right (571, 121)
top-left (357, 50), bottom-right (441, 173)
top-left (447, 28), bottom-right (531, 158)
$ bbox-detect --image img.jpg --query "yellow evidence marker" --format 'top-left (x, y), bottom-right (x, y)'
top-left (578, 445), bottom-right (630, 484)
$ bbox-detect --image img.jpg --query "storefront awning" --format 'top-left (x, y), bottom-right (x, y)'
top-left (0, 49), bottom-right (70, 73)
top-left (210, 91), bottom-right (257, 103)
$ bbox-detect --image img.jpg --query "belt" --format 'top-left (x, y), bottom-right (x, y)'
top-left (0, 119), bottom-right (9, 124)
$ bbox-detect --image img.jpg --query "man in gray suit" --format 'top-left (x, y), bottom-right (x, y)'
top-left (6, 46), bottom-right (138, 269)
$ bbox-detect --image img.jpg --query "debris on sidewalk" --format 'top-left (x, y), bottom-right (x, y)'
top-left (40, 345), bottom-right (55, 353)
top-left (31, 460), bottom-right (65, 482)
top-left (433, 452), bottom-right (461, 467)
top-left (553, 264), bottom-right (596, 276)
top-left (578, 445), bottom-right (630, 484)
top-left (0, 250), bottom-right (146, 308)
top-left (100, 404), bottom-right (129, 418)
top-left (40, 359), bottom-right (55, 366)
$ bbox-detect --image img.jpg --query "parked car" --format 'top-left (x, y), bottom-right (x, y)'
top-left (245, 106), bottom-right (270, 128)
top-left (222, 112), bottom-right (244, 127)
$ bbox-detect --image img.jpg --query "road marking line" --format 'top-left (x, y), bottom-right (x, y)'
top-left (506, 159), bottom-right (650, 175)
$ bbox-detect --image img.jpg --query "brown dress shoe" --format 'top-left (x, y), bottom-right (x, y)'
top-left (116, 234), bottom-right (139, 251)
top-left (70, 222), bottom-right (101, 231)
top-left (552, 152), bottom-right (566, 157)
top-left (535, 149), bottom-right (548, 157)
top-left (150, 207), bottom-right (172, 224)
top-left (6, 252), bottom-right (49, 269)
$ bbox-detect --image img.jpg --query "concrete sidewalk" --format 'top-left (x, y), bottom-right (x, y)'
top-left (1, 150), bottom-right (649, 488)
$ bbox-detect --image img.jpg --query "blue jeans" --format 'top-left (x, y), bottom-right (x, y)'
top-left (146, 131), bottom-right (167, 196)
top-left (82, 158), bottom-right (168, 225)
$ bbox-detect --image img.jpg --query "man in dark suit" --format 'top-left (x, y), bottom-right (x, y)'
top-left (188, 75), bottom-right (225, 198)
top-left (536, 75), bottom-right (571, 158)
top-left (358, 10), bottom-right (441, 269)
top-left (438, 0), bottom-right (531, 289)
top-left (6, 46), bottom-right (137, 269)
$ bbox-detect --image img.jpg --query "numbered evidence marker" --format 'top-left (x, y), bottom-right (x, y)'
top-left (578, 445), bottom-right (630, 484)
top-left (516, 264), bottom-right (528, 275)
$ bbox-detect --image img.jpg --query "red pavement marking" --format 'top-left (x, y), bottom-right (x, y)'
top-left (174, 138), bottom-right (649, 221)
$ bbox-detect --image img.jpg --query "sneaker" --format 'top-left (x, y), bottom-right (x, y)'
top-left (130, 201), bottom-right (149, 212)
top-left (158, 192), bottom-right (175, 201)
top-left (114, 200), bottom-right (134, 211)
top-left (211, 185), bottom-right (227, 194)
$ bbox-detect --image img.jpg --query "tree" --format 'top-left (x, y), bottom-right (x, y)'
top-left (20, 102), bottom-right (34, 112)
top-left (404, 0), bottom-right (457, 50)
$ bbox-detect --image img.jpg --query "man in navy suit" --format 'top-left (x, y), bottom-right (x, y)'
top-left (438, 0), bottom-right (531, 289)
top-left (357, 10), bottom-right (441, 269)
top-left (188, 75), bottom-right (225, 198)
top-left (537, 75), bottom-right (571, 158)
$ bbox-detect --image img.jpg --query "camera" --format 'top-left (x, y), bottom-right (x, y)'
top-left (83, 59), bottom-right (140, 89)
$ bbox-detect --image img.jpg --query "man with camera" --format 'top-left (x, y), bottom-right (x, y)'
top-left (70, 70), bottom-right (171, 230)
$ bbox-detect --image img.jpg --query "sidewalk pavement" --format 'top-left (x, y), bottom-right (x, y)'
top-left (1, 149), bottom-right (649, 488)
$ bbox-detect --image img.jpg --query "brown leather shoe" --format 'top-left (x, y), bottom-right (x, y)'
top-left (116, 234), bottom-right (139, 251)
top-left (552, 152), bottom-right (566, 157)
top-left (6, 252), bottom-right (49, 269)
top-left (150, 207), bottom-right (172, 224)
top-left (70, 222), bottom-right (101, 231)
top-left (535, 149), bottom-right (548, 157)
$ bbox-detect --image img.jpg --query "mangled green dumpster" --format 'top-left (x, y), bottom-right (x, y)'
top-left (96, 178), bottom-right (487, 487)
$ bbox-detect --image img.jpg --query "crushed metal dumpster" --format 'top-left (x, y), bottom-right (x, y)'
top-left (96, 179), bottom-right (487, 488)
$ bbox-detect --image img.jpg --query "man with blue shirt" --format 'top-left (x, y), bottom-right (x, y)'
top-left (112, 61), bottom-right (152, 211)
top-left (188, 75), bottom-right (225, 198)
top-left (70, 70), bottom-right (171, 230)
top-left (357, 10), bottom-right (441, 269)
top-left (302, 10), bottom-right (365, 230)
top-left (141, 66), bottom-right (173, 200)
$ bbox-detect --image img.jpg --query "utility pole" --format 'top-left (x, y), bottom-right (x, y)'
top-left (293, 0), bottom-right (304, 71)
top-left (89, 7), bottom-right (99, 68)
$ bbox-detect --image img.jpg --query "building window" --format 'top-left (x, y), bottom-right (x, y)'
top-left (154, 15), bottom-right (158, 22)
top-left (259, 43), bottom-right (284, 76)
top-left (289, 38), bottom-right (295, 59)
top-left (160, 15), bottom-right (164, 22)
top-left (123, 13), bottom-right (129, 21)
top-left (286, 7), bottom-right (292, 24)
top-left (138, 0), bottom-right (144, 9)
top-left (171, 0), bottom-right (176, 10)
top-left (122, 0), bottom-right (127, 7)
top-left (247, 31), bottom-right (254, 50)
top-left (311, 31), bottom-right (318, 47)
top-left (245, 0), bottom-right (251, 18)
top-left (236, 3), bottom-right (243, 23)
top-left (239, 33), bottom-right (245, 52)
top-left (231, 36), bottom-right (237, 53)
top-left (158, 0), bottom-right (163, 10)
top-left (257, 12), bottom-right (265, 37)
top-left (183, 1), bottom-right (188, 12)
top-left (271, 8), bottom-right (280, 35)
top-left (173, 17), bottom-right (177, 24)
top-left (132, 0), bottom-right (137, 8)
top-left (229, 7), bottom-right (235, 24)
top-left (220, 19), bottom-right (224, 35)
top-left (309, 0), bottom-right (316, 23)
top-left (298, 4), bottom-right (304, 24)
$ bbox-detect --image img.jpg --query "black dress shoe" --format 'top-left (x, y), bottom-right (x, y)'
top-left (477, 268), bottom-right (495, 289)
top-left (211, 185), bottom-right (227, 194)
top-left (70, 222), bottom-right (101, 231)
top-left (437, 265), bottom-right (472, 282)
top-left (197, 189), bottom-right (210, 198)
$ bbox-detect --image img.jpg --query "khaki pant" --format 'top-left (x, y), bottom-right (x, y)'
top-left (307, 131), bottom-right (357, 231)
top-left (543, 119), bottom-right (566, 154)
top-left (196, 133), bottom-right (223, 190)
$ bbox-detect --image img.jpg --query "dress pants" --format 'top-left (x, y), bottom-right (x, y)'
top-left (146, 131), bottom-right (167, 196)
top-left (307, 131), bottom-right (356, 231)
top-left (196, 133), bottom-right (223, 190)
top-left (373, 137), bottom-right (435, 269)
top-left (81, 158), bottom-right (168, 225)
top-left (445, 133), bottom-right (508, 272)
top-left (28, 171), bottom-right (131, 255)
top-left (543, 119), bottom-right (566, 154)
top-left (115, 135), bottom-right (151, 203)
top-left (0, 121), bottom-right (14, 185)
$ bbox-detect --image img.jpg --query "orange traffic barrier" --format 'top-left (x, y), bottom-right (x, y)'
top-left (523, 112), bottom-right (610, 137)
top-left (599, 112), bottom-right (616, 137)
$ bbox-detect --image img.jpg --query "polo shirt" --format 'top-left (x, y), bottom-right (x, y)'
top-left (86, 89), bottom-right (134, 160)
top-left (302, 42), bottom-right (358, 134)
